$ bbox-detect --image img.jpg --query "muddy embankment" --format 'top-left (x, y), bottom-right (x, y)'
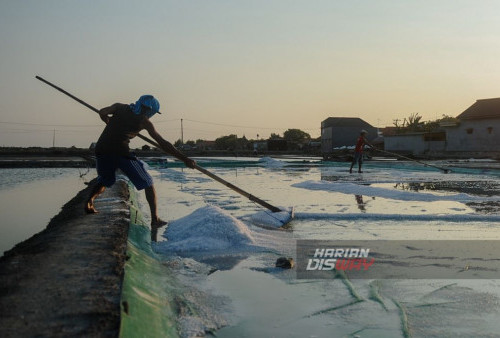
top-left (0, 180), bottom-right (130, 337)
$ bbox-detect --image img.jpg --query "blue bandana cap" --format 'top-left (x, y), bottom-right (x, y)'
top-left (130, 95), bottom-right (161, 118)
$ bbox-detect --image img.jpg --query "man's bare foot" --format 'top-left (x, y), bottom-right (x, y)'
top-left (152, 218), bottom-right (168, 228)
top-left (85, 202), bottom-right (98, 214)
top-left (151, 219), bottom-right (168, 242)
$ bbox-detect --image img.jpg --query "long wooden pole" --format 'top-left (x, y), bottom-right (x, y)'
top-left (35, 75), bottom-right (282, 213)
top-left (371, 147), bottom-right (450, 173)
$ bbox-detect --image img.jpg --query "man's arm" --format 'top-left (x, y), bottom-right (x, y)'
top-left (98, 103), bottom-right (121, 124)
top-left (363, 137), bottom-right (374, 149)
top-left (143, 119), bottom-right (196, 169)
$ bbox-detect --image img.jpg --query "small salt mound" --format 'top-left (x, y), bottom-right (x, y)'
top-left (161, 205), bottom-right (255, 252)
top-left (258, 156), bottom-right (286, 168)
top-left (249, 207), bottom-right (294, 228)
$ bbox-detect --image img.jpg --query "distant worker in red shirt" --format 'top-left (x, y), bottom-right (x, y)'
top-left (349, 130), bottom-right (372, 174)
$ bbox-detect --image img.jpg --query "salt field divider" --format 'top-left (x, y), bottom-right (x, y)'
top-left (119, 182), bottom-right (180, 338)
top-left (295, 212), bottom-right (500, 223)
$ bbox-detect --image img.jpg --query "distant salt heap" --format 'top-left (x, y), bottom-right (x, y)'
top-left (161, 205), bottom-right (255, 252)
top-left (258, 156), bottom-right (286, 168)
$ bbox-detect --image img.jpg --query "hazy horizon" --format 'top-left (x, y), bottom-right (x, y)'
top-left (1, 1), bottom-right (499, 148)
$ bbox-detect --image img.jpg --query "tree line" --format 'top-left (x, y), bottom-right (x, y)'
top-left (173, 128), bottom-right (316, 151)
top-left (393, 113), bottom-right (458, 133)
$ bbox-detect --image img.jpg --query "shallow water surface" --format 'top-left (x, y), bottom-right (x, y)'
top-left (142, 158), bottom-right (500, 337)
top-left (0, 168), bottom-right (95, 254)
top-left (3, 159), bottom-right (500, 336)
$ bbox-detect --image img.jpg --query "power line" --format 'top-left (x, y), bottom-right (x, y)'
top-left (0, 121), bottom-right (101, 127)
top-left (1, 118), bottom-right (319, 131)
top-left (0, 127), bottom-right (100, 134)
top-left (152, 118), bottom-right (180, 124)
top-left (182, 118), bottom-right (318, 131)
top-left (0, 128), bottom-right (55, 132)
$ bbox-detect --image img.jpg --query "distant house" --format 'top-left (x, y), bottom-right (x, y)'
top-left (196, 140), bottom-right (216, 151)
top-left (443, 98), bottom-right (500, 153)
top-left (384, 97), bottom-right (500, 156)
top-left (384, 131), bottom-right (447, 155)
top-left (253, 141), bottom-right (268, 152)
top-left (267, 139), bottom-right (287, 151)
top-left (321, 117), bottom-right (378, 154)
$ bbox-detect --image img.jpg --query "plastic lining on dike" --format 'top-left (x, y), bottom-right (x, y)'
top-left (0, 178), bottom-right (178, 337)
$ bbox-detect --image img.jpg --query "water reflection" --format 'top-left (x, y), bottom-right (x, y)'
top-left (0, 169), bottom-right (93, 255)
top-left (392, 181), bottom-right (500, 196)
top-left (354, 195), bottom-right (376, 212)
top-left (355, 195), bottom-right (366, 212)
top-left (321, 175), bottom-right (339, 182)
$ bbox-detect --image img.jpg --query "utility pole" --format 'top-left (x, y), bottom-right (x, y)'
top-left (52, 129), bottom-right (55, 148)
top-left (181, 118), bottom-right (184, 144)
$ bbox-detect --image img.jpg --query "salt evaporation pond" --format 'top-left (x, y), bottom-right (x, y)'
top-left (2, 159), bottom-right (499, 336)
top-left (136, 157), bottom-right (500, 337)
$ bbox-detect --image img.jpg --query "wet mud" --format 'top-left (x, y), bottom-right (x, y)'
top-left (0, 180), bottom-right (129, 337)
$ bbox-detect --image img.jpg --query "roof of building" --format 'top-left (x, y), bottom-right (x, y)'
top-left (321, 117), bottom-right (375, 128)
top-left (457, 98), bottom-right (500, 120)
top-left (380, 126), bottom-right (398, 136)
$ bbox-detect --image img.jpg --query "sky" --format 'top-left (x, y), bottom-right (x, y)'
top-left (1, 0), bottom-right (500, 148)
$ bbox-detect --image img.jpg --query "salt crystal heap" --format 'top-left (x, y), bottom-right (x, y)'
top-left (161, 205), bottom-right (255, 252)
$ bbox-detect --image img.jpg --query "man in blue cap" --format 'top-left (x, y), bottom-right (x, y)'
top-left (85, 95), bottom-right (196, 241)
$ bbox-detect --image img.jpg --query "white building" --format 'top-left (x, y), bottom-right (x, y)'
top-left (444, 98), bottom-right (500, 154)
top-left (384, 97), bottom-right (500, 157)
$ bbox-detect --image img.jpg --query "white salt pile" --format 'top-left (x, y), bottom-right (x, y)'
top-left (159, 205), bottom-right (255, 253)
top-left (258, 157), bottom-right (286, 168)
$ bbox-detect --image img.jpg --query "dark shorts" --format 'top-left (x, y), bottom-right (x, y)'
top-left (352, 152), bottom-right (363, 164)
top-left (96, 154), bottom-right (153, 190)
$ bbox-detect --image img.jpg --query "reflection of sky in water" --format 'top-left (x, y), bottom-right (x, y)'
top-left (145, 160), bottom-right (500, 337)
top-left (0, 168), bottom-right (92, 191)
top-left (0, 168), bottom-right (95, 254)
top-left (2, 161), bottom-right (499, 253)
top-left (141, 162), bottom-right (500, 242)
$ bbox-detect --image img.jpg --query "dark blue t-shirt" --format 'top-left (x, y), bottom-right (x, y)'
top-left (95, 104), bottom-right (147, 156)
